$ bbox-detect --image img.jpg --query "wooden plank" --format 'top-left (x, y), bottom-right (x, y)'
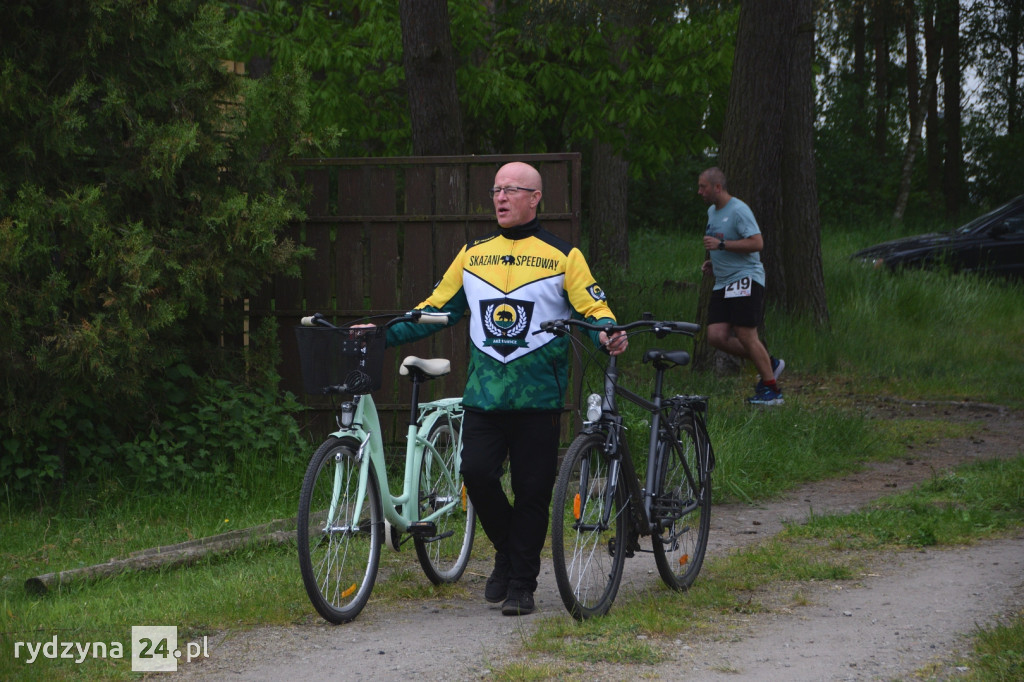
top-left (305, 168), bottom-right (330, 216)
top-left (468, 164), bottom-right (496, 215)
top-left (467, 218), bottom-right (495, 243)
top-left (369, 222), bottom-right (399, 310)
top-left (338, 167), bottom-right (365, 214)
top-left (334, 224), bottom-right (365, 313)
top-left (405, 166), bottom-right (433, 214)
top-left (539, 161), bottom-right (569, 212)
top-left (435, 165), bottom-right (466, 215)
top-left (545, 219), bottom-right (574, 244)
top-left (368, 166), bottom-right (396, 216)
top-left (278, 321), bottom-right (303, 397)
top-left (304, 221), bottom-right (333, 310)
top-left (402, 222), bottom-right (434, 308)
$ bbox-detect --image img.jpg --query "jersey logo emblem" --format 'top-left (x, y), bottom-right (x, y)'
top-left (586, 284), bottom-right (607, 302)
top-left (481, 299), bottom-right (533, 356)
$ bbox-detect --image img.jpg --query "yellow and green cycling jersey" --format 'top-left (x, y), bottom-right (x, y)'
top-left (386, 219), bottom-right (616, 411)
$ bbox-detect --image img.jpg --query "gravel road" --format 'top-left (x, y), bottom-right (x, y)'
top-left (166, 400), bottom-right (1024, 682)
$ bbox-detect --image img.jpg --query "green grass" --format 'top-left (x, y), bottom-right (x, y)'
top-left (3, 223), bottom-right (1024, 680)
top-left (957, 616), bottom-right (1024, 681)
top-left (507, 453), bottom-right (1024, 680)
top-left (789, 456), bottom-right (1024, 548)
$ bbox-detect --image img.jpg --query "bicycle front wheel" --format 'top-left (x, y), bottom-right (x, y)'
top-left (652, 413), bottom-right (711, 591)
top-left (415, 419), bottom-right (476, 584)
top-left (297, 436), bottom-right (382, 624)
top-left (551, 432), bottom-right (627, 620)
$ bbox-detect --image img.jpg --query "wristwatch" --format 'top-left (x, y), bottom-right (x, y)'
top-left (717, 239), bottom-right (726, 250)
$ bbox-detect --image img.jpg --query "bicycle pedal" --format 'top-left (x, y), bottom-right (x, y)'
top-left (406, 521), bottom-right (437, 539)
top-left (609, 537), bottom-right (641, 559)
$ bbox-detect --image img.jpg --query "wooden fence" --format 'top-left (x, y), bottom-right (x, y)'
top-left (249, 153), bottom-right (583, 443)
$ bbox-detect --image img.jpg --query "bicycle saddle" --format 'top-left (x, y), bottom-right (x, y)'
top-left (642, 349), bottom-right (691, 368)
top-left (400, 356), bottom-right (451, 378)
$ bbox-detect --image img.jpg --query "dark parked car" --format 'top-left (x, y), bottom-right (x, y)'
top-left (852, 194), bottom-right (1024, 279)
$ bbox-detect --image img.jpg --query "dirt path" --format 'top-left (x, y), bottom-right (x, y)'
top-left (167, 400), bottom-right (1024, 681)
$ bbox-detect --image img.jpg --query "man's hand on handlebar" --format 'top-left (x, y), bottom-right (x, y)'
top-left (600, 330), bottom-right (628, 356)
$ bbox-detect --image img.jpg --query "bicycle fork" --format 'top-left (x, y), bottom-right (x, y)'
top-left (571, 422), bottom-right (645, 560)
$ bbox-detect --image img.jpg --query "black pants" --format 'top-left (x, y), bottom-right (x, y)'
top-left (460, 409), bottom-right (561, 593)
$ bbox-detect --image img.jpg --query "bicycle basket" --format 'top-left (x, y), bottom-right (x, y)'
top-left (294, 326), bottom-right (386, 395)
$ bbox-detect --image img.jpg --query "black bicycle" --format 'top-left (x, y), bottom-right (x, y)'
top-left (539, 315), bottom-right (715, 620)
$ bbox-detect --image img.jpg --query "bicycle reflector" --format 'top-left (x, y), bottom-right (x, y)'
top-left (339, 401), bottom-right (355, 428)
top-left (585, 393), bottom-right (602, 422)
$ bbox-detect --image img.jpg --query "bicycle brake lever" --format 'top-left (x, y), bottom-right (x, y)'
top-left (535, 319), bottom-right (568, 335)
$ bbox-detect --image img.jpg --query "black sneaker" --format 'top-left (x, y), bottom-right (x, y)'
top-left (501, 588), bottom-right (535, 616)
top-left (484, 555), bottom-right (510, 604)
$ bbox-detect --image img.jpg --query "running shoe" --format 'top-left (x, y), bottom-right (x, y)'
top-left (754, 358), bottom-right (786, 393)
top-left (748, 384), bottom-right (784, 405)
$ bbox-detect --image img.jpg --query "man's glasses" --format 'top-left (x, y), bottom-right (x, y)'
top-left (488, 186), bottom-right (537, 198)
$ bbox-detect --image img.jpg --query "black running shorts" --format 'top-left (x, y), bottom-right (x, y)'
top-left (707, 280), bottom-right (765, 329)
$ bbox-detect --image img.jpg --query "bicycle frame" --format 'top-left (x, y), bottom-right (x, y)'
top-left (329, 392), bottom-right (464, 535)
top-left (545, 314), bottom-right (712, 619)
top-left (586, 354), bottom-right (712, 538)
top-left (296, 309), bottom-right (475, 624)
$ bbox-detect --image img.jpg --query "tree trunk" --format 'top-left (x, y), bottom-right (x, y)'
top-left (924, 8), bottom-right (943, 201)
top-left (714, 0), bottom-right (825, 316)
top-left (905, 0), bottom-right (921, 133)
top-left (1010, 0), bottom-right (1022, 135)
top-left (939, 0), bottom-right (963, 218)
top-left (895, 46), bottom-right (939, 222)
top-left (587, 140), bottom-right (629, 270)
top-left (399, 0), bottom-right (465, 155)
top-left (894, 71), bottom-right (936, 221)
top-left (695, 0), bottom-right (828, 370)
top-left (894, 0), bottom-right (921, 221)
top-left (780, 2), bottom-right (828, 326)
top-left (872, 0), bottom-right (891, 159)
top-left (25, 518), bottom-right (296, 594)
top-left (852, 2), bottom-right (867, 141)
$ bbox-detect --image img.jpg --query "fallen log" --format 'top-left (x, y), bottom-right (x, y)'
top-left (25, 518), bottom-right (296, 595)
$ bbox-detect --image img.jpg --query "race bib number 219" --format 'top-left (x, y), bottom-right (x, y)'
top-left (724, 277), bottom-right (752, 299)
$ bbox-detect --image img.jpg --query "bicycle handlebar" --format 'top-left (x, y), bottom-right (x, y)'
top-left (300, 310), bottom-right (451, 329)
top-left (537, 316), bottom-right (699, 338)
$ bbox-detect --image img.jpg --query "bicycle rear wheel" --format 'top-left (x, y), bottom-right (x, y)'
top-left (297, 436), bottom-right (382, 624)
top-left (551, 432), bottom-right (627, 620)
top-left (652, 413), bottom-right (711, 591)
top-left (415, 420), bottom-right (476, 584)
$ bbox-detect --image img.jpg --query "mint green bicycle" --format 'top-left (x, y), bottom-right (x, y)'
top-left (295, 311), bottom-right (475, 624)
